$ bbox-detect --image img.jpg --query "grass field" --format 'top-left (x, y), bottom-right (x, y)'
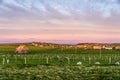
top-left (0, 43), bottom-right (120, 80)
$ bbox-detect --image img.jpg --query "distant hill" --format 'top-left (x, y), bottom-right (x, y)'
top-left (1, 42), bottom-right (120, 47)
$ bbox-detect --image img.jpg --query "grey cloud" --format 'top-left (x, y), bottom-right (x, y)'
top-left (0, 0), bottom-right (120, 29)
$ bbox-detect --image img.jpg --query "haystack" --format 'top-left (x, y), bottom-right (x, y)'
top-left (15, 45), bottom-right (29, 54)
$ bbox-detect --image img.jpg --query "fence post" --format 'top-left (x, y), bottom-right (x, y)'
top-left (14, 55), bottom-right (16, 63)
top-left (67, 57), bottom-right (70, 65)
top-left (7, 59), bottom-right (9, 64)
top-left (3, 58), bottom-right (5, 65)
top-left (83, 57), bottom-right (86, 62)
top-left (109, 57), bottom-right (111, 64)
top-left (89, 57), bottom-right (91, 64)
top-left (24, 57), bottom-right (27, 64)
top-left (46, 57), bottom-right (48, 64)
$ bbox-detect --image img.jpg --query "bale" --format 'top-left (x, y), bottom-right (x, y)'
top-left (15, 45), bottom-right (29, 54)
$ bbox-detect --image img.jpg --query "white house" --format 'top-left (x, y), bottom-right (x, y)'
top-left (103, 46), bottom-right (113, 50)
top-left (115, 46), bottom-right (120, 50)
top-left (93, 45), bottom-right (102, 50)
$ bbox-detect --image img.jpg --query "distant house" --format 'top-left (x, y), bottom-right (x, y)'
top-left (103, 46), bottom-right (113, 50)
top-left (32, 42), bottom-right (35, 45)
top-left (86, 45), bottom-right (93, 50)
top-left (69, 45), bottom-right (73, 48)
top-left (76, 44), bottom-right (94, 49)
top-left (32, 42), bottom-right (39, 47)
top-left (34, 44), bottom-right (39, 47)
top-left (115, 46), bottom-right (120, 50)
top-left (76, 45), bottom-right (87, 49)
top-left (39, 45), bottom-right (44, 47)
top-left (93, 45), bottom-right (102, 50)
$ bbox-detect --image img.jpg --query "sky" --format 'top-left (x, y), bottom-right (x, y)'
top-left (0, 0), bottom-right (120, 44)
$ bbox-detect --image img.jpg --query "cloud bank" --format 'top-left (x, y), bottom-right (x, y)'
top-left (0, 0), bottom-right (120, 43)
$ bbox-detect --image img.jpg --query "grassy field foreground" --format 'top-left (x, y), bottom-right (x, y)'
top-left (0, 65), bottom-right (120, 80)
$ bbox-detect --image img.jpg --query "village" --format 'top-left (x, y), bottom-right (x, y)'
top-left (76, 43), bottom-right (120, 50)
top-left (13, 42), bottom-right (120, 54)
top-left (31, 42), bottom-right (120, 50)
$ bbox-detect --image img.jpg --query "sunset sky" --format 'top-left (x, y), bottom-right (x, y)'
top-left (0, 0), bottom-right (120, 44)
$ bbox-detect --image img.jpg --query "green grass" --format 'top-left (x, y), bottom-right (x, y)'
top-left (0, 44), bottom-right (120, 80)
top-left (0, 65), bottom-right (120, 80)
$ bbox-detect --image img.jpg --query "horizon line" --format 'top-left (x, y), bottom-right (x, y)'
top-left (1, 41), bottom-right (120, 45)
